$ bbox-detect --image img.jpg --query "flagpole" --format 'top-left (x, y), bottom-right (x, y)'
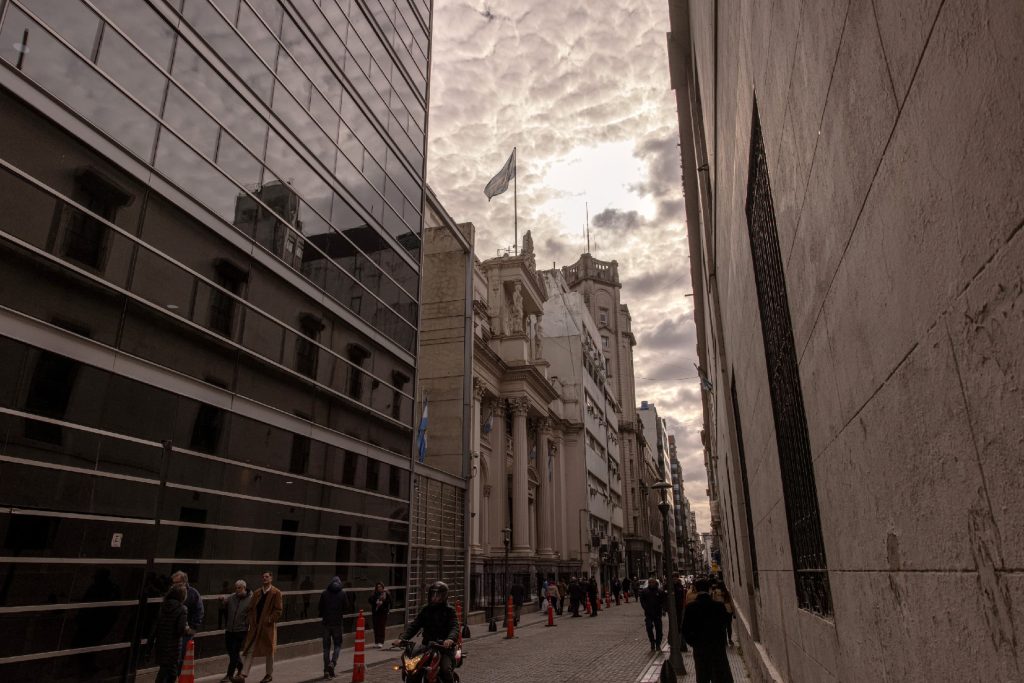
top-left (513, 146), bottom-right (518, 255)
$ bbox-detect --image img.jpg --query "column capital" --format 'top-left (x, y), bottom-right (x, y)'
top-left (508, 396), bottom-right (530, 417)
top-left (537, 417), bottom-right (553, 434)
top-left (491, 397), bottom-right (507, 416)
top-left (472, 377), bottom-right (486, 400)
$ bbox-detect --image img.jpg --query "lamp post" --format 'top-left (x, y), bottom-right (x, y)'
top-left (501, 527), bottom-right (511, 626)
top-left (652, 481), bottom-right (685, 677)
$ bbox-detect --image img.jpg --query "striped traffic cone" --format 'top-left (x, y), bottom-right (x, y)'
top-left (545, 602), bottom-right (556, 627)
top-left (505, 596), bottom-right (515, 639)
top-left (352, 609), bottom-right (366, 682)
top-left (179, 638), bottom-right (196, 683)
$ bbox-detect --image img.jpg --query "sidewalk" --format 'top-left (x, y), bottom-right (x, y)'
top-left (636, 642), bottom-right (752, 683)
top-left (196, 606), bottom-right (554, 683)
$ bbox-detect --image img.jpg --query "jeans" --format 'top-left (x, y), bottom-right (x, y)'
top-left (644, 615), bottom-right (664, 647)
top-left (322, 625), bottom-right (343, 668)
top-left (693, 647), bottom-right (734, 683)
top-left (225, 631), bottom-right (246, 676)
top-left (155, 664), bottom-right (179, 683)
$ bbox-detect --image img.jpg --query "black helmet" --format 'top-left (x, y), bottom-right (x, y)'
top-left (427, 581), bottom-right (449, 603)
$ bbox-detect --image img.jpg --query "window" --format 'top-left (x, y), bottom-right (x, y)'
top-left (295, 314), bottom-right (324, 378)
top-left (61, 169), bottom-right (132, 269)
top-left (23, 351), bottom-right (79, 444)
top-left (599, 308), bottom-right (609, 326)
top-left (209, 258), bottom-right (248, 337)
top-left (189, 403), bottom-right (224, 453)
top-left (601, 335), bottom-right (609, 351)
top-left (391, 371), bottom-right (409, 420)
top-left (341, 451), bottom-right (359, 485)
top-left (289, 434), bottom-right (311, 474)
top-left (745, 100), bottom-right (830, 615)
top-left (346, 344), bottom-right (371, 400)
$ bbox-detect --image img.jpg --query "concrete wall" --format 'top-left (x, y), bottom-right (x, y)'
top-left (676, 1), bottom-right (1024, 681)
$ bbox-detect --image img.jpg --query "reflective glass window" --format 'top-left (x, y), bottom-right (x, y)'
top-left (95, 22), bottom-right (168, 113)
top-left (90, 0), bottom-right (177, 69)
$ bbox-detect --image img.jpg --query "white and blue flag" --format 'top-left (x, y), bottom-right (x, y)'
top-left (417, 397), bottom-right (429, 463)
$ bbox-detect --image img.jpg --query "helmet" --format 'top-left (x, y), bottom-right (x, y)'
top-left (427, 581), bottom-right (449, 603)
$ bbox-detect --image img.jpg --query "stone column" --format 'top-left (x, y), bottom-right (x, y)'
top-left (509, 397), bottom-right (531, 554)
top-left (470, 380), bottom-right (485, 553)
top-left (488, 398), bottom-right (507, 553)
top-left (551, 432), bottom-right (564, 558)
top-left (536, 420), bottom-right (554, 557)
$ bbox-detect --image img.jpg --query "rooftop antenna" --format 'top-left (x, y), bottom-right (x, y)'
top-left (586, 202), bottom-right (591, 254)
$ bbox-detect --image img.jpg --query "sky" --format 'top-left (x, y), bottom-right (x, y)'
top-left (426, 0), bottom-right (710, 532)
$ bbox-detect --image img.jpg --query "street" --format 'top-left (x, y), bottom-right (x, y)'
top-left (198, 600), bottom-right (751, 683)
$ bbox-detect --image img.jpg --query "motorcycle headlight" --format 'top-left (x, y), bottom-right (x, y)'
top-left (403, 654), bottom-right (423, 672)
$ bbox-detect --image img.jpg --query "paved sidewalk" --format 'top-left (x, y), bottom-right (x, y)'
top-left (198, 600), bottom-right (668, 682)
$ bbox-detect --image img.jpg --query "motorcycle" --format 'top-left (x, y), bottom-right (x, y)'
top-left (393, 639), bottom-right (464, 683)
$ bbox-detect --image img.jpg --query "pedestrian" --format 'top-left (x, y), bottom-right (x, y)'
top-left (238, 571), bottom-right (283, 682)
top-left (670, 573), bottom-right (688, 651)
top-left (711, 580), bottom-right (736, 646)
top-left (545, 576), bottom-right (559, 614)
top-left (611, 576), bottom-right (622, 604)
top-left (154, 584), bottom-right (193, 683)
top-left (682, 579), bottom-right (734, 683)
top-left (221, 580), bottom-right (252, 683)
top-left (556, 577), bottom-right (568, 615)
top-left (568, 576), bottom-right (582, 617)
top-left (586, 576), bottom-right (599, 617)
top-left (639, 578), bottom-right (667, 650)
top-left (509, 581), bottom-right (525, 625)
top-left (368, 582), bottom-right (392, 649)
top-left (319, 576), bottom-right (346, 679)
top-left (393, 582), bottom-right (459, 683)
top-left (170, 571), bottom-right (204, 674)
top-left (622, 576), bottom-right (631, 599)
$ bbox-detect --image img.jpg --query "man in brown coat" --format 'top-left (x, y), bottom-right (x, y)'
top-left (236, 572), bottom-right (283, 682)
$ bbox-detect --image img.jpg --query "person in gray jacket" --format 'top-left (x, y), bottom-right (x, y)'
top-left (221, 580), bottom-right (252, 683)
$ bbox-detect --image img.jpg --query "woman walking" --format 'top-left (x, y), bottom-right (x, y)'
top-left (368, 582), bottom-right (392, 649)
top-left (154, 584), bottom-right (192, 683)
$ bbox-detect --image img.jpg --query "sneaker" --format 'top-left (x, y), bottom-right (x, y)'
top-left (260, 677), bottom-right (273, 683)
top-left (328, 664), bottom-right (336, 679)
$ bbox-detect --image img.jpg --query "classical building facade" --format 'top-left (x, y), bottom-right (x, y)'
top-left (669, 0), bottom-right (1023, 681)
top-left (0, 1), bottom-right (432, 680)
top-left (541, 269), bottom-right (625, 589)
top-left (561, 254), bottom-right (656, 579)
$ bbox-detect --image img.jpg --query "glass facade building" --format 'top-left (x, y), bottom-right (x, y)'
top-left (0, 0), bottom-right (431, 679)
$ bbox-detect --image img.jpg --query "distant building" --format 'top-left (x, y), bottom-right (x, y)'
top-left (638, 402), bottom-right (674, 572)
top-left (669, 1), bottom-right (1024, 681)
top-left (562, 254), bottom-right (655, 579)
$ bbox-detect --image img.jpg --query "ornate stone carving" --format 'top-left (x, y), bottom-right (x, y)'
top-left (534, 315), bottom-right (544, 358)
top-left (491, 397), bottom-right (506, 417)
top-left (508, 396), bottom-right (529, 416)
top-left (509, 282), bottom-right (524, 334)
top-left (472, 377), bottom-right (486, 400)
top-left (522, 229), bottom-right (537, 272)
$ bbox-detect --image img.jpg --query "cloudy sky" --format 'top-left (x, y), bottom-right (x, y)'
top-left (426, 0), bottom-right (709, 532)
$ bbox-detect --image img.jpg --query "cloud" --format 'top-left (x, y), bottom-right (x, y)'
top-left (427, 0), bottom-right (709, 531)
top-left (591, 207), bottom-right (643, 230)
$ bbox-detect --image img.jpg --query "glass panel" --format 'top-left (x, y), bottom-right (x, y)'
top-left (94, 19), bottom-right (168, 112)
top-left (90, 0), bottom-right (177, 69)
top-left (154, 128), bottom-right (239, 223)
top-left (0, 8), bottom-right (159, 161)
top-left (161, 84), bottom-right (220, 159)
top-left (0, 165), bottom-right (60, 249)
top-left (19, 0), bottom-right (101, 56)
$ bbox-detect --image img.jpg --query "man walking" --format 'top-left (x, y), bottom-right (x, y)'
top-left (319, 576), bottom-right (346, 679)
top-left (639, 578), bottom-right (667, 650)
top-left (556, 577), bottom-right (568, 615)
top-left (682, 579), bottom-right (734, 683)
top-left (510, 581), bottom-right (525, 625)
top-left (586, 576), bottom-right (599, 617)
top-left (611, 576), bottom-right (622, 605)
top-left (238, 572), bottom-right (283, 682)
top-left (568, 577), bottom-right (583, 617)
top-left (221, 580), bottom-right (252, 682)
top-left (171, 571), bottom-right (204, 673)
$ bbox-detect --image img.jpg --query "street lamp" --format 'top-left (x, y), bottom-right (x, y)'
top-left (651, 481), bottom-right (685, 677)
top-left (501, 527), bottom-right (511, 626)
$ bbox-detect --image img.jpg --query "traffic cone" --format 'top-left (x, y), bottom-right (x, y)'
top-left (545, 603), bottom-right (556, 627)
top-left (352, 609), bottom-right (366, 682)
top-left (179, 639), bottom-right (195, 683)
top-left (505, 596), bottom-right (515, 639)
top-left (584, 594), bottom-right (591, 615)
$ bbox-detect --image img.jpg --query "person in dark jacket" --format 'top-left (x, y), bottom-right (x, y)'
top-left (221, 580), bottom-right (252, 682)
top-left (171, 571), bottom-right (204, 674)
top-left (319, 576), bottom-right (346, 679)
top-left (622, 576), bottom-right (632, 598)
top-left (509, 581), bottom-right (526, 625)
top-left (586, 576), bottom-right (599, 617)
top-left (368, 582), bottom-right (392, 649)
top-left (568, 577), bottom-right (583, 617)
top-left (682, 579), bottom-right (734, 683)
top-left (611, 577), bottom-right (622, 604)
top-left (155, 584), bottom-right (193, 683)
top-left (639, 579), bottom-right (668, 650)
top-left (394, 582), bottom-right (459, 683)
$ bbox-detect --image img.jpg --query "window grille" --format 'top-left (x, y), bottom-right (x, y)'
top-left (745, 101), bottom-right (832, 616)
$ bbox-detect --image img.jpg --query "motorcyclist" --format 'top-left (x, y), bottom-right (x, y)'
top-left (393, 581), bottom-right (459, 683)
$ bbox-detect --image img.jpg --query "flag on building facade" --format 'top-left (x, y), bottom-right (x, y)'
top-left (417, 397), bottom-right (429, 463)
top-left (484, 149), bottom-right (516, 200)
top-left (694, 363), bottom-right (713, 392)
top-left (482, 406), bottom-right (493, 434)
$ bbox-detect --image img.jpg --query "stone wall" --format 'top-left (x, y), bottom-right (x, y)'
top-left (675, 1), bottom-right (1024, 681)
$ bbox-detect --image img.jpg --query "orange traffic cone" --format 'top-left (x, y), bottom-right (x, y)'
top-left (352, 609), bottom-right (366, 682)
top-left (545, 602), bottom-right (556, 627)
top-left (179, 639), bottom-right (196, 683)
top-left (505, 596), bottom-right (515, 639)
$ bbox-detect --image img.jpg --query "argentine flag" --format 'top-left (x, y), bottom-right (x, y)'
top-left (416, 397), bottom-right (429, 463)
